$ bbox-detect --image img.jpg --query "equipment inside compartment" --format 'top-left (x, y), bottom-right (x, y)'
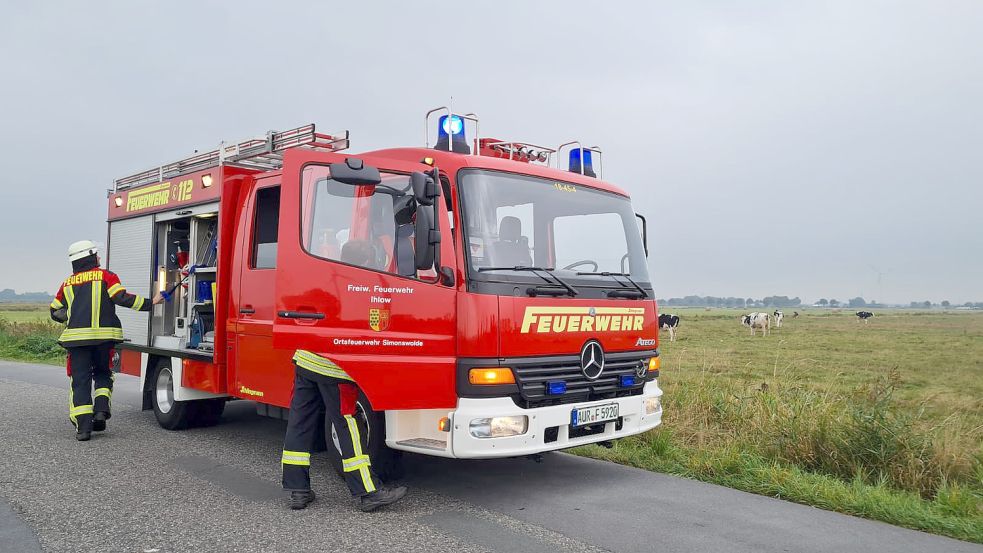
top-left (150, 212), bottom-right (218, 352)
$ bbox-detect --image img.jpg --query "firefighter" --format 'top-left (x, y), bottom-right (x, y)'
top-left (49, 240), bottom-right (163, 441)
top-left (281, 349), bottom-right (407, 511)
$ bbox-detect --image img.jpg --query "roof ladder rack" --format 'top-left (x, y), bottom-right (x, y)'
top-left (114, 124), bottom-right (349, 191)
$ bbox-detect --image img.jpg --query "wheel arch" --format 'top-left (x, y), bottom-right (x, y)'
top-left (141, 354), bottom-right (228, 410)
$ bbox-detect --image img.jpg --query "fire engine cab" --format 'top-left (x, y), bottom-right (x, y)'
top-left (106, 107), bottom-right (663, 475)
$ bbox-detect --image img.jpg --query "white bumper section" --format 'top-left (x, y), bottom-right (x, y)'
top-left (445, 380), bottom-right (663, 458)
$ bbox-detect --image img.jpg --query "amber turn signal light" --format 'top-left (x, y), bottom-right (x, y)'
top-left (468, 367), bottom-right (515, 385)
top-left (648, 357), bottom-right (661, 372)
top-left (438, 417), bottom-right (451, 432)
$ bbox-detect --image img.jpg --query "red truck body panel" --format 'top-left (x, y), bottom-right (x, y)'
top-left (109, 134), bottom-right (660, 413)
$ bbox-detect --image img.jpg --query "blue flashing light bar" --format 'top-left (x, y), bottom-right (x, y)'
top-left (568, 148), bottom-right (597, 178)
top-left (545, 381), bottom-right (567, 395)
top-left (619, 375), bottom-right (636, 387)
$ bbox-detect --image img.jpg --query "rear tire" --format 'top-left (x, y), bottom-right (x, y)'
top-left (151, 360), bottom-right (193, 430)
top-left (151, 359), bottom-right (226, 429)
top-left (326, 391), bottom-right (404, 482)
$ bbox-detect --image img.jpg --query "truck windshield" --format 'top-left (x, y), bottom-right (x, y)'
top-left (459, 170), bottom-right (651, 292)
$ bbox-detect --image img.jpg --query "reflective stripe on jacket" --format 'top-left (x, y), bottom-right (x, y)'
top-left (292, 350), bottom-right (354, 381)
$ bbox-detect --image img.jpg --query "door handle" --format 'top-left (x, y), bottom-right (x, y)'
top-left (277, 311), bottom-right (325, 320)
top-left (239, 308), bottom-right (256, 314)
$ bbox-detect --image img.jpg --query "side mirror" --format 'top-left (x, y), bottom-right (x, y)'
top-left (329, 158), bottom-right (381, 186)
top-left (635, 212), bottom-right (649, 257)
top-left (411, 171), bottom-right (440, 206)
top-left (414, 204), bottom-right (439, 269)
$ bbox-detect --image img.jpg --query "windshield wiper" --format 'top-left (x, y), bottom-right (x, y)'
top-left (478, 266), bottom-right (579, 297)
top-left (576, 271), bottom-right (649, 299)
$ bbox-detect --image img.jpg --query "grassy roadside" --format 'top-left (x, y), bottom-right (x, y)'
top-left (0, 305), bottom-right (66, 365)
top-left (574, 309), bottom-right (983, 543)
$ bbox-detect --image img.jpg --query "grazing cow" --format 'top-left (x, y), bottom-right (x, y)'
top-left (742, 312), bottom-right (770, 336)
top-left (659, 313), bottom-right (680, 342)
top-left (856, 311), bottom-right (874, 324)
top-left (773, 310), bottom-right (784, 328)
top-left (792, 311), bottom-right (799, 318)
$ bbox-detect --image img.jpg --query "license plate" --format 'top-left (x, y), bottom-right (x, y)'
top-left (571, 403), bottom-right (619, 427)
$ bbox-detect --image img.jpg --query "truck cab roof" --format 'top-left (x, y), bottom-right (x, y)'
top-left (363, 147), bottom-right (630, 198)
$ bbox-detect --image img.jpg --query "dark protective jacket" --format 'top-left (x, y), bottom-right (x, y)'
top-left (50, 268), bottom-right (151, 347)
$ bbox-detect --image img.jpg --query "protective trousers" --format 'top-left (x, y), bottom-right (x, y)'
top-left (281, 364), bottom-right (381, 497)
top-left (67, 343), bottom-right (114, 433)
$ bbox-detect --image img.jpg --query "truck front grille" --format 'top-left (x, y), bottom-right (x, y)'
top-left (510, 351), bottom-right (651, 409)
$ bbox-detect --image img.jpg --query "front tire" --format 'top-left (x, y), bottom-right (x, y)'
top-left (326, 391), bottom-right (404, 482)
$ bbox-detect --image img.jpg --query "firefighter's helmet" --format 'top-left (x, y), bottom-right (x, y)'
top-left (68, 240), bottom-right (99, 262)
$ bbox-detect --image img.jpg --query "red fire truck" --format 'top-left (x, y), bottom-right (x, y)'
top-left (106, 108), bottom-right (663, 474)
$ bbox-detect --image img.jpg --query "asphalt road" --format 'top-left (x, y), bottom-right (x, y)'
top-left (1, 360), bottom-right (979, 553)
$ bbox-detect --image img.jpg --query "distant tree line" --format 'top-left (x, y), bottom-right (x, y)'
top-left (910, 300), bottom-right (983, 309)
top-left (657, 294), bottom-right (983, 309)
top-left (0, 289), bottom-right (53, 303)
top-left (658, 296), bottom-right (802, 308)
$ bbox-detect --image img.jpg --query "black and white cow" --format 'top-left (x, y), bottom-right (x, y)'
top-left (856, 311), bottom-right (874, 324)
top-left (773, 310), bottom-right (784, 328)
top-left (742, 312), bottom-right (770, 336)
top-left (659, 313), bottom-right (680, 342)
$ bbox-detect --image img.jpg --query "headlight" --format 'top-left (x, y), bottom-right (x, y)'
top-left (645, 397), bottom-right (662, 415)
top-left (469, 416), bottom-right (528, 438)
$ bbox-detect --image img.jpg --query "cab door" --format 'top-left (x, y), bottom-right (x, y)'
top-left (232, 176), bottom-right (296, 407)
top-left (272, 149), bottom-right (458, 410)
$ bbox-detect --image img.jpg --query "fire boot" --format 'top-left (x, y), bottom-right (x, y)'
top-left (288, 490), bottom-right (316, 510)
top-left (92, 411), bottom-right (108, 432)
top-left (359, 485), bottom-right (407, 512)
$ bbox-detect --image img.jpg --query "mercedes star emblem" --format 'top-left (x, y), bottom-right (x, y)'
top-left (580, 340), bottom-right (605, 380)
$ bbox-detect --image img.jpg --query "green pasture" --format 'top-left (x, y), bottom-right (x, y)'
top-left (576, 308), bottom-right (983, 543)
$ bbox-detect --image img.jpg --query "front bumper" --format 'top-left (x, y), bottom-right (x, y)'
top-left (447, 380), bottom-right (663, 458)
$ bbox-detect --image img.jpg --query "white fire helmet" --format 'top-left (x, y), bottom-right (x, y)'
top-left (68, 240), bottom-right (99, 262)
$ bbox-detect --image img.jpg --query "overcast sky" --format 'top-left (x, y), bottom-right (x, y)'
top-left (1, 1), bottom-right (980, 304)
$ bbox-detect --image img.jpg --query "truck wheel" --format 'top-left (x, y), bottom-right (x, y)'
top-left (151, 360), bottom-right (193, 430)
top-left (326, 391), bottom-right (404, 482)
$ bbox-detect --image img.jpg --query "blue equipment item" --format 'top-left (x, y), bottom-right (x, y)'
top-left (189, 312), bottom-right (204, 348)
top-left (162, 265), bottom-right (197, 302)
top-left (196, 280), bottom-right (214, 303)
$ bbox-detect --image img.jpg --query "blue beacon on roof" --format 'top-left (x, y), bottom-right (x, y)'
top-left (568, 147), bottom-right (596, 177)
top-left (435, 114), bottom-right (470, 153)
top-left (439, 115), bottom-right (464, 135)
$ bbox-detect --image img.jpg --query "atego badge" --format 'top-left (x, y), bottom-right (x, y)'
top-left (369, 308), bottom-right (391, 332)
